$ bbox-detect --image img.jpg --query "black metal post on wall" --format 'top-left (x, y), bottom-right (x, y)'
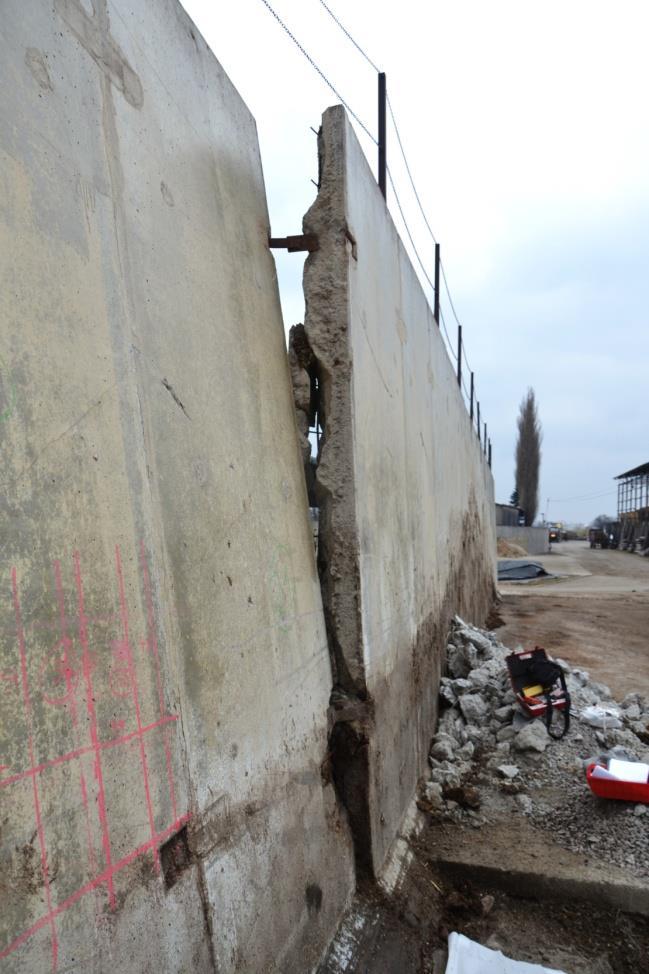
top-left (488, 440), bottom-right (492, 468)
top-left (434, 243), bottom-right (440, 326)
top-left (457, 325), bottom-right (462, 387)
top-left (484, 422), bottom-right (487, 455)
top-left (469, 372), bottom-right (474, 421)
top-left (477, 401), bottom-right (481, 443)
top-left (378, 72), bottom-right (386, 199)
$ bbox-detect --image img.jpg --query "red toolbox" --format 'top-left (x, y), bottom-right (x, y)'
top-left (586, 763), bottom-right (649, 804)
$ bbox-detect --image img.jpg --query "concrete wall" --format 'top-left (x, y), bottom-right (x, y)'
top-left (495, 503), bottom-right (521, 527)
top-left (497, 526), bottom-right (550, 555)
top-left (0, 3), bottom-right (353, 971)
top-left (293, 106), bottom-right (496, 878)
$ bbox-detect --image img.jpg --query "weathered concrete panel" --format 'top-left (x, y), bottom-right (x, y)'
top-left (497, 525), bottom-right (550, 555)
top-left (0, 3), bottom-right (352, 971)
top-left (298, 106), bottom-right (496, 876)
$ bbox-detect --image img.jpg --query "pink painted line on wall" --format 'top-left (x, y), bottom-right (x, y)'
top-left (12, 567), bottom-right (59, 972)
top-left (74, 550), bottom-right (116, 911)
top-left (139, 540), bottom-right (177, 819)
top-left (115, 544), bottom-right (159, 872)
top-left (0, 715), bottom-right (179, 789)
top-left (0, 813), bottom-right (191, 964)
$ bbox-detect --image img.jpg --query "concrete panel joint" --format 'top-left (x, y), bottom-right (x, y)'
top-left (290, 105), bottom-right (496, 884)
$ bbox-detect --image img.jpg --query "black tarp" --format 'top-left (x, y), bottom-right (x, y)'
top-left (497, 559), bottom-right (549, 581)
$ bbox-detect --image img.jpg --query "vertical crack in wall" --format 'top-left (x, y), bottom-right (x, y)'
top-left (288, 113), bottom-right (375, 880)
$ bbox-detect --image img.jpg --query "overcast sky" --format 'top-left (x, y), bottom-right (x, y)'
top-left (182, 0), bottom-right (649, 525)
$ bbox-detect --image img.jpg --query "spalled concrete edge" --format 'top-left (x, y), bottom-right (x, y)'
top-left (434, 857), bottom-right (649, 918)
top-left (301, 109), bottom-right (365, 698)
top-left (296, 108), bottom-right (377, 881)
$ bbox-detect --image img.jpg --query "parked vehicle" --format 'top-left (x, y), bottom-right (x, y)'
top-left (588, 527), bottom-right (610, 549)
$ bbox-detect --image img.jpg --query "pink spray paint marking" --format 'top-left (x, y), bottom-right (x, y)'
top-left (114, 545), bottom-right (159, 871)
top-left (1, 547), bottom-right (188, 970)
top-left (12, 568), bottom-right (59, 972)
top-left (0, 812), bottom-right (191, 964)
top-left (74, 550), bottom-right (116, 910)
top-left (0, 715), bottom-right (178, 790)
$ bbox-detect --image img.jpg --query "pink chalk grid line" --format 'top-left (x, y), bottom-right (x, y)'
top-left (0, 543), bottom-right (189, 972)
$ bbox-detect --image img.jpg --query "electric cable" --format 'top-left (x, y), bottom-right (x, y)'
top-left (387, 166), bottom-right (436, 294)
top-left (317, 0), bottom-right (439, 247)
top-left (258, 0), bottom-right (377, 144)
top-left (318, 0), bottom-right (380, 72)
top-left (548, 489), bottom-right (618, 503)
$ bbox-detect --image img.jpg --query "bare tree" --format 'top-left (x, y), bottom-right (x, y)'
top-left (514, 389), bottom-right (542, 526)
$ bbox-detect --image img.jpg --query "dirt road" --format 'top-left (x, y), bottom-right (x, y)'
top-left (498, 541), bottom-right (649, 699)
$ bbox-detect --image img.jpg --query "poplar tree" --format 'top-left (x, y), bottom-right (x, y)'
top-left (514, 389), bottom-right (542, 526)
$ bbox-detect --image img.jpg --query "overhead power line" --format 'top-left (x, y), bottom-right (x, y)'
top-left (318, 0), bottom-right (439, 249)
top-left (318, 0), bottom-right (380, 72)
top-left (261, 0), bottom-right (485, 435)
top-left (549, 489), bottom-right (617, 503)
top-left (315, 0), bottom-right (475, 373)
top-left (387, 167), bottom-right (435, 294)
top-left (257, 0), bottom-right (377, 144)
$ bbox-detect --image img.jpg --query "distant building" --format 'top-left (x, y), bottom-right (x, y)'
top-left (495, 503), bottom-right (524, 527)
top-left (615, 461), bottom-right (649, 553)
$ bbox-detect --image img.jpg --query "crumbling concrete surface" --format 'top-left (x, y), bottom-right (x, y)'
top-left (294, 105), bottom-right (496, 881)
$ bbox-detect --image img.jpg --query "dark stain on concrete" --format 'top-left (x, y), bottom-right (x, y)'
top-left (305, 882), bottom-right (323, 915)
top-left (55, 0), bottom-right (144, 109)
top-left (25, 48), bottom-right (53, 91)
top-left (161, 378), bottom-right (191, 420)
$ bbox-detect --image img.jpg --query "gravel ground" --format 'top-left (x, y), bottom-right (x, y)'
top-left (423, 618), bottom-right (649, 879)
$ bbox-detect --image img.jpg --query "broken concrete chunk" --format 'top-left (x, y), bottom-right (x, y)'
top-left (495, 705), bottom-right (514, 723)
top-left (458, 693), bottom-right (489, 723)
top-left (423, 781), bottom-right (444, 811)
top-left (496, 725), bottom-right (516, 743)
top-left (467, 668), bottom-right (490, 690)
top-left (513, 720), bottom-right (549, 753)
top-left (457, 741), bottom-right (475, 761)
top-left (450, 677), bottom-right (473, 696)
top-left (497, 764), bottom-right (520, 779)
top-left (623, 703), bottom-right (642, 721)
top-left (512, 710), bottom-right (531, 732)
top-left (439, 679), bottom-right (457, 707)
top-left (463, 629), bottom-right (495, 657)
top-left (430, 735), bottom-right (457, 762)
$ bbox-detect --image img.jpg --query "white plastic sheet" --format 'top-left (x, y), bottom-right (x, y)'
top-left (579, 705), bottom-right (622, 729)
top-left (445, 933), bottom-right (566, 974)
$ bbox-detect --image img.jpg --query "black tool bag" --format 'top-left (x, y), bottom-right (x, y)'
top-left (505, 647), bottom-right (571, 739)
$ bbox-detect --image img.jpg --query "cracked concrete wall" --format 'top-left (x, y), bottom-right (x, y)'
top-left (301, 106), bottom-right (496, 877)
top-left (0, 3), bottom-right (353, 972)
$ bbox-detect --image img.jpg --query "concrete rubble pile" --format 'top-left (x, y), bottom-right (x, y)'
top-left (423, 617), bottom-right (649, 875)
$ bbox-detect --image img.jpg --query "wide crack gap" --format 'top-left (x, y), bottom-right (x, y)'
top-left (288, 321), bottom-right (374, 881)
